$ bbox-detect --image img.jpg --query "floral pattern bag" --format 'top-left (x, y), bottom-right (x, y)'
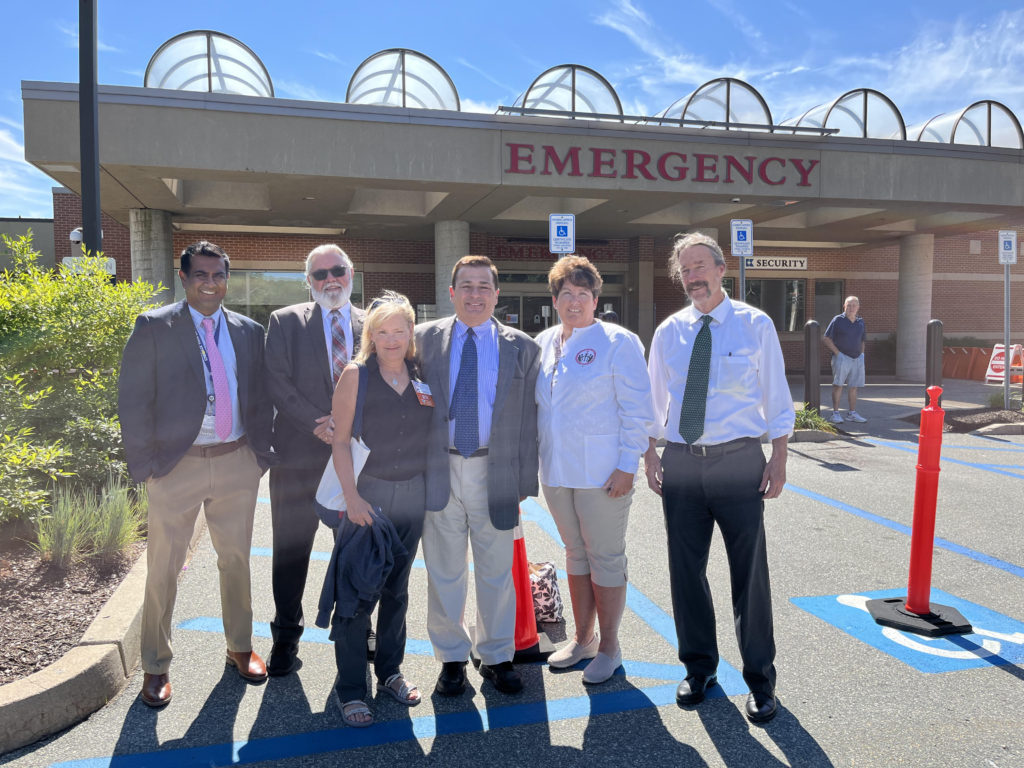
top-left (528, 561), bottom-right (564, 623)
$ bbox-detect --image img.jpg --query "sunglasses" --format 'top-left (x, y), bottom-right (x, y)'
top-left (310, 266), bottom-right (347, 280)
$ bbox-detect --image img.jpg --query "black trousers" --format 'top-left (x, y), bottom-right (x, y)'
top-left (269, 465), bottom-right (323, 646)
top-left (333, 472), bottom-right (425, 702)
top-left (660, 439), bottom-right (776, 696)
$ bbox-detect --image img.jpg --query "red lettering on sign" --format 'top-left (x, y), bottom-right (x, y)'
top-left (506, 143), bottom-right (536, 174)
top-left (694, 154), bottom-right (719, 182)
top-left (758, 157), bottom-right (786, 185)
top-left (657, 152), bottom-right (688, 181)
top-left (623, 149), bottom-right (656, 180)
top-left (589, 148), bottom-right (618, 178)
top-left (541, 146), bottom-right (583, 176)
top-left (724, 155), bottom-right (756, 184)
top-left (790, 158), bottom-right (819, 187)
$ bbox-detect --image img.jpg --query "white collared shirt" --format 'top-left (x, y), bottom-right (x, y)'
top-left (648, 296), bottom-right (795, 445)
top-left (187, 305), bottom-right (244, 444)
top-left (320, 301), bottom-right (354, 367)
top-left (536, 321), bottom-right (654, 488)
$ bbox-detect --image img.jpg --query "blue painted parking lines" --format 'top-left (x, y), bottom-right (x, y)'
top-left (792, 588), bottom-right (1024, 673)
top-left (51, 683), bottom-right (682, 768)
top-left (864, 437), bottom-right (1024, 478)
top-left (788, 485), bottom-right (1024, 579)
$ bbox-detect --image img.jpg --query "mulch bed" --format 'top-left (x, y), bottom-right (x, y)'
top-left (0, 524), bottom-right (142, 686)
top-left (902, 407), bottom-right (1024, 433)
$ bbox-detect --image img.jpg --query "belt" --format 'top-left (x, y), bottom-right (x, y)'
top-left (448, 447), bottom-right (489, 458)
top-left (669, 437), bottom-right (758, 458)
top-left (186, 435), bottom-right (247, 459)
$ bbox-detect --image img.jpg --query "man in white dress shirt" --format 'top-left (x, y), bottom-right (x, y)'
top-left (644, 232), bottom-right (794, 724)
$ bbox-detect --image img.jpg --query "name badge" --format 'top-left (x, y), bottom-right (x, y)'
top-left (412, 380), bottom-right (434, 407)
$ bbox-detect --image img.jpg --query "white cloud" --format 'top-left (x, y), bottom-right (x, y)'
top-left (314, 50), bottom-right (341, 64)
top-left (457, 58), bottom-right (518, 99)
top-left (57, 23), bottom-right (119, 53)
top-left (705, 0), bottom-right (769, 57)
top-left (0, 116), bottom-right (23, 133)
top-left (459, 98), bottom-right (499, 114)
top-left (275, 79), bottom-right (328, 102)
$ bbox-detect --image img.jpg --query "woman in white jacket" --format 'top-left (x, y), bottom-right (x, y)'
top-left (536, 255), bottom-right (654, 684)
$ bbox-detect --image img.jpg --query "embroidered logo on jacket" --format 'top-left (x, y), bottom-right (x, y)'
top-left (575, 349), bottom-right (597, 366)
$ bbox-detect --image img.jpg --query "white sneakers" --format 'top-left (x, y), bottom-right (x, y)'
top-left (829, 411), bottom-right (844, 424)
top-left (845, 411), bottom-right (867, 423)
top-left (547, 633), bottom-right (599, 669)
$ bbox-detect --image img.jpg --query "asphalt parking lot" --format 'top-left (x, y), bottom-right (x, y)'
top-left (3, 379), bottom-right (1022, 768)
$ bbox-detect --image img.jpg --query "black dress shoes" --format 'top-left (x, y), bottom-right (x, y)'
top-left (479, 661), bottom-right (523, 694)
top-left (435, 661), bottom-right (468, 697)
top-left (675, 674), bottom-right (718, 706)
top-left (267, 642), bottom-right (300, 677)
top-left (745, 692), bottom-right (778, 723)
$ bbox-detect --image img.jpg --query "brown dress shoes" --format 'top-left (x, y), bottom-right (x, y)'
top-left (140, 672), bottom-right (172, 707)
top-left (225, 650), bottom-right (268, 683)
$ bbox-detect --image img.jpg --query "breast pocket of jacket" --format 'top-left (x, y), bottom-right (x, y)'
top-left (715, 355), bottom-right (757, 395)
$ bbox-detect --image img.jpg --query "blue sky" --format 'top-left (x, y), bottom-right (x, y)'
top-left (3, 0), bottom-right (1024, 218)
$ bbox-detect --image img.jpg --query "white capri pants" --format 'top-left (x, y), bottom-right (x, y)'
top-left (541, 484), bottom-right (632, 588)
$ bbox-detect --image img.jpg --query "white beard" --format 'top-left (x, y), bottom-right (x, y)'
top-left (311, 280), bottom-right (352, 311)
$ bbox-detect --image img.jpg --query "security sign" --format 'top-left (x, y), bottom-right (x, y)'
top-left (549, 213), bottom-right (576, 254)
top-left (998, 230), bottom-right (1017, 264)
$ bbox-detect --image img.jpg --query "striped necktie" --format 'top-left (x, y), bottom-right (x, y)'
top-left (678, 314), bottom-right (712, 444)
top-left (330, 310), bottom-right (347, 386)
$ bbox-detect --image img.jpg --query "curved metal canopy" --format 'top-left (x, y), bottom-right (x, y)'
top-left (347, 48), bottom-right (460, 111)
top-left (907, 100), bottom-right (1023, 148)
top-left (513, 64), bottom-right (623, 119)
top-left (656, 78), bottom-right (772, 130)
top-left (145, 30), bottom-right (273, 97)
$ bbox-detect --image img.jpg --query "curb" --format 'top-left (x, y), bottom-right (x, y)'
top-left (0, 514), bottom-right (207, 756)
top-left (791, 429), bottom-right (841, 443)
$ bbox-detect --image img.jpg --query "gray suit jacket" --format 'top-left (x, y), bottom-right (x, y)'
top-left (415, 316), bottom-right (540, 530)
top-left (265, 302), bottom-right (365, 469)
top-left (117, 300), bottom-right (274, 483)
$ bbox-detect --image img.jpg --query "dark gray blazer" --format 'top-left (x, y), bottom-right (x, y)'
top-left (415, 316), bottom-right (540, 530)
top-left (117, 299), bottom-right (274, 483)
top-left (265, 302), bottom-right (365, 469)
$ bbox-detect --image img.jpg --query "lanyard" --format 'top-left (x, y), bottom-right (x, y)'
top-left (194, 317), bottom-right (223, 375)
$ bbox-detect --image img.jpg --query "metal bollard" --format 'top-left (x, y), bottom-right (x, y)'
top-left (803, 320), bottom-right (821, 412)
top-left (925, 319), bottom-right (943, 407)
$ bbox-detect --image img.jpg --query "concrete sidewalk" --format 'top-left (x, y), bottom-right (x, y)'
top-left (2, 374), bottom-right (1021, 767)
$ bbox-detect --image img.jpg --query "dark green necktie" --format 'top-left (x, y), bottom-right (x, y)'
top-left (678, 315), bottom-right (712, 444)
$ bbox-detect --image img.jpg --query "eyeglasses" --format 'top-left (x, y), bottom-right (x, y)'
top-left (310, 266), bottom-right (347, 280)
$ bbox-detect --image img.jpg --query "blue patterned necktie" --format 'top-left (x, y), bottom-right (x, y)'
top-left (452, 328), bottom-right (479, 457)
top-left (678, 315), bottom-right (713, 444)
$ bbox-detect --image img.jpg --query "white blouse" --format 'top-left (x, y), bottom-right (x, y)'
top-left (536, 321), bottom-right (654, 489)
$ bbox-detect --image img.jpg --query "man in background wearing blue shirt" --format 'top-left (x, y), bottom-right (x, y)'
top-left (823, 296), bottom-right (867, 424)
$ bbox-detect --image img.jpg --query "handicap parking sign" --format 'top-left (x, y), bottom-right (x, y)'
top-left (557, 225), bottom-right (568, 237)
top-left (792, 588), bottom-right (1024, 674)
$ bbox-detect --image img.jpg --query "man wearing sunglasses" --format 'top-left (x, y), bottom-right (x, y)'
top-left (264, 244), bottom-right (366, 676)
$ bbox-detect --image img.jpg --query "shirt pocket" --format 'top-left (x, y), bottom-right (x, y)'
top-left (716, 355), bottom-right (757, 395)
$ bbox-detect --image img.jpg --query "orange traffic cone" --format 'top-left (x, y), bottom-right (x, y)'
top-left (512, 520), bottom-right (554, 662)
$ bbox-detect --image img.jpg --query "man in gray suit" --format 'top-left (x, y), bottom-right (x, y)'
top-left (415, 255), bottom-right (540, 696)
top-left (264, 244), bottom-right (365, 676)
top-left (118, 241), bottom-right (274, 707)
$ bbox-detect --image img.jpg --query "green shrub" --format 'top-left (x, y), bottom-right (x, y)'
top-left (32, 485), bottom-right (94, 568)
top-left (987, 390), bottom-right (1024, 411)
top-left (794, 404), bottom-right (839, 433)
top-left (90, 474), bottom-right (147, 563)
top-left (0, 232), bottom-right (160, 523)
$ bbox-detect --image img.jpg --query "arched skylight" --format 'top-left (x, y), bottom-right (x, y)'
top-left (347, 49), bottom-right (460, 111)
top-left (656, 78), bottom-right (771, 130)
top-left (782, 88), bottom-right (905, 139)
top-left (908, 101), bottom-right (1023, 148)
top-left (145, 31), bottom-right (273, 97)
top-left (513, 65), bottom-right (623, 119)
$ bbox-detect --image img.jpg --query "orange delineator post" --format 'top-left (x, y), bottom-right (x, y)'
top-left (512, 525), bottom-right (540, 652)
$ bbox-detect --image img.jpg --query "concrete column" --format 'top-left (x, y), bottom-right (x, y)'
top-left (896, 234), bottom-right (935, 380)
top-left (434, 220), bottom-right (469, 315)
top-left (129, 209), bottom-right (174, 304)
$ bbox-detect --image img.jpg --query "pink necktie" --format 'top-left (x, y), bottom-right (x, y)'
top-left (202, 317), bottom-right (233, 441)
top-left (330, 310), bottom-right (348, 385)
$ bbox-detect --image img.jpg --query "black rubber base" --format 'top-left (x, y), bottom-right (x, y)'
top-left (866, 597), bottom-right (973, 637)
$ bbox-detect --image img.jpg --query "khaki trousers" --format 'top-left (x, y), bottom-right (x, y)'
top-left (141, 444), bottom-right (262, 674)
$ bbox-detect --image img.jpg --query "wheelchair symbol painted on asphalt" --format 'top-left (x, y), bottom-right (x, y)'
top-left (792, 588), bottom-right (1024, 673)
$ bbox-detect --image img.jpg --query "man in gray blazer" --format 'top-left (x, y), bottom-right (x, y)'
top-left (415, 255), bottom-right (540, 696)
top-left (118, 241), bottom-right (274, 707)
top-left (264, 244), bottom-right (365, 676)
